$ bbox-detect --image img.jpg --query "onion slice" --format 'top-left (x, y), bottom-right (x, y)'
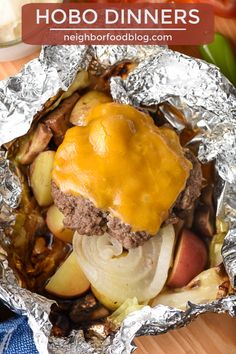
top-left (73, 225), bottom-right (175, 308)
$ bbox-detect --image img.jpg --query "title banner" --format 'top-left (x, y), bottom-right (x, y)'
top-left (22, 3), bottom-right (214, 45)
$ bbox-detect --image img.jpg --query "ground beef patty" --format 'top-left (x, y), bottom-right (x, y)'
top-left (51, 150), bottom-right (202, 249)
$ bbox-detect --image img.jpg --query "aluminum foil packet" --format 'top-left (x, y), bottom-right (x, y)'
top-left (0, 44), bottom-right (236, 354)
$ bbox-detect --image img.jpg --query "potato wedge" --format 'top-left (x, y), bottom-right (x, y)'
top-left (46, 205), bottom-right (73, 243)
top-left (46, 71), bottom-right (90, 116)
top-left (70, 90), bottom-right (112, 126)
top-left (30, 151), bottom-right (55, 207)
top-left (62, 71), bottom-right (90, 100)
top-left (152, 266), bottom-right (230, 310)
top-left (45, 251), bottom-right (90, 298)
top-left (91, 286), bottom-right (120, 311)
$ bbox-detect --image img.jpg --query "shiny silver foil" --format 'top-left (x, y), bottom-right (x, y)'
top-left (0, 151), bottom-right (21, 229)
top-left (91, 45), bottom-right (164, 68)
top-left (0, 46), bottom-right (89, 146)
top-left (0, 45), bottom-right (236, 354)
top-left (222, 182), bottom-right (236, 288)
top-left (0, 249), bottom-right (54, 354)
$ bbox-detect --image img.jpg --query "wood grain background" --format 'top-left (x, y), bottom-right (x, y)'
top-left (0, 48), bottom-right (236, 354)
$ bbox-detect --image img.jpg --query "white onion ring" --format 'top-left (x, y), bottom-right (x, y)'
top-left (73, 225), bottom-right (175, 305)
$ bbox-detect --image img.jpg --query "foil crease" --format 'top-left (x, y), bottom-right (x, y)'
top-left (0, 250), bottom-right (54, 354)
top-left (0, 46), bottom-right (89, 146)
top-left (222, 182), bottom-right (236, 288)
top-left (39, 45), bottom-right (90, 89)
top-left (91, 45), bottom-right (164, 68)
top-left (0, 45), bottom-right (236, 354)
top-left (48, 330), bottom-right (105, 354)
top-left (0, 151), bottom-right (21, 228)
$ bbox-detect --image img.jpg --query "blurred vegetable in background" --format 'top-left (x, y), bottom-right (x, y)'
top-left (166, 0), bottom-right (236, 18)
top-left (200, 33), bottom-right (236, 86)
top-left (76, 0), bottom-right (236, 18)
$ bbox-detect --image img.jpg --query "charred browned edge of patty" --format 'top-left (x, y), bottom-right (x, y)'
top-left (51, 150), bottom-right (202, 249)
top-left (174, 150), bottom-right (202, 213)
top-left (51, 184), bottom-right (108, 236)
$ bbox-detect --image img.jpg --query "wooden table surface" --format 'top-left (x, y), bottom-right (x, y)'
top-left (1, 52), bottom-right (236, 354)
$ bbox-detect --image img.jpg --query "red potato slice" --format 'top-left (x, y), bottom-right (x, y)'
top-left (167, 229), bottom-right (208, 288)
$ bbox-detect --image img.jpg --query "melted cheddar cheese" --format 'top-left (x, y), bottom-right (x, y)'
top-left (52, 103), bottom-right (192, 234)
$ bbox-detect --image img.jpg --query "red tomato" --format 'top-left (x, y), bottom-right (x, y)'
top-left (167, 0), bottom-right (236, 18)
top-left (72, 0), bottom-right (236, 18)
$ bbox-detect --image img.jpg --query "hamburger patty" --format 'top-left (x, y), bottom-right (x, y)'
top-left (51, 150), bottom-right (202, 249)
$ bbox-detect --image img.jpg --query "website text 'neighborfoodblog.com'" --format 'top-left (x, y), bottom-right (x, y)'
top-left (22, 3), bottom-right (214, 45)
top-left (63, 32), bottom-right (173, 44)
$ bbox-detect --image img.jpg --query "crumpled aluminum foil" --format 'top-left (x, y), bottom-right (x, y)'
top-left (0, 248), bottom-right (54, 354)
top-left (0, 45), bottom-right (236, 354)
top-left (222, 182), bottom-right (236, 288)
top-left (0, 151), bottom-right (21, 230)
top-left (91, 45), bottom-right (164, 68)
top-left (0, 46), bottom-right (89, 146)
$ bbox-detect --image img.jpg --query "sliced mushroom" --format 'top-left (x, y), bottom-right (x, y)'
top-left (44, 92), bottom-right (80, 145)
top-left (193, 185), bottom-right (216, 237)
top-left (16, 123), bottom-right (52, 165)
top-left (194, 204), bottom-right (215, 238)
